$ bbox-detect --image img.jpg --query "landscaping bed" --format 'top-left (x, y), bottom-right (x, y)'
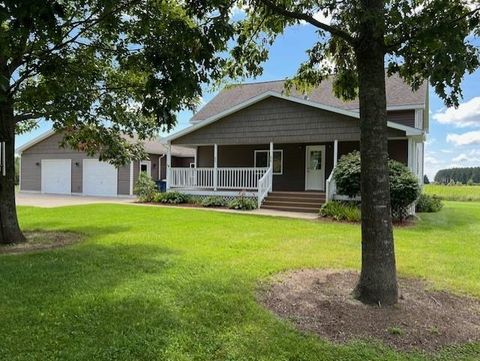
top-left (260, 269), bottom-right (480, 352)
top-left (0, 231), bottom-right (82, 254)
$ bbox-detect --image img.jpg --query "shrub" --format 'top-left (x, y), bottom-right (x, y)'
top-left (155, 191), bottom-right (190, 204)
top-left (334, 151), bottom-right (420, 220)
top-left (320, 201), bottom-right (361, 222)
top-left (228, 196), bottom-right (257, 210)
top-left (389, 160), bottom-right (421, 220)
top-left (416, 193), bottom-right (443, 213)
top-left (201, 196), bottom-right (227, 208)
top-left (334, 151), bottom-right (361, 198)
top-left (134, 172), bottom-right (158, 202)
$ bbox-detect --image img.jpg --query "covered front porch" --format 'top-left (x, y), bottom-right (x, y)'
top-left (164, 138), bottom-right (415, 209)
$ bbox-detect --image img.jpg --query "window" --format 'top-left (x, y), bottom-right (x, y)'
top-left (139, 160), bottom-right (151, 177)
top-left (254, 150), bottom-right (283, 175)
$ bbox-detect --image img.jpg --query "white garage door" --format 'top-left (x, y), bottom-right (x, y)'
top-left (41, 159), bottom-right (72, 194)
top-left (83, 159), bottom-right (118, 197)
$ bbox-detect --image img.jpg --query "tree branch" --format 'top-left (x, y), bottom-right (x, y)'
top-left (258, 0), bottom-right (355, 44)
top-left (386, 6), bottom-right (480, 52)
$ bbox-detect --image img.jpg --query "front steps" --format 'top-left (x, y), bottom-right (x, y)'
top-left (261, 191), bottom-right (325, 213)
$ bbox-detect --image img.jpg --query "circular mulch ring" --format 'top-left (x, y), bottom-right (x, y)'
top-left (0, 231), bottom-right (83, 255)
top-left (259, 270), bottom-right (480, 352)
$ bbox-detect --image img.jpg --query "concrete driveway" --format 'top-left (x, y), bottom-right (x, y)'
top-left (16, 192), bottom-right (135, 208)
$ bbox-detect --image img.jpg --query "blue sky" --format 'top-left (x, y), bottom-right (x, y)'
top-left (15, 23), bottom-right (480, 180)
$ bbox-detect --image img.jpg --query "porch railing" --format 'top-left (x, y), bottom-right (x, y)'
top-left (170, 167), bottom-right (269, 191)
top-left (257, 166), bottom-right (273, 208)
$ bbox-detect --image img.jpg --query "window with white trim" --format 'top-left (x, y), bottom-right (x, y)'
top-left (254, 150), bottom-right (283, 175)
top-left (139, 160), bottom-right (151, 177)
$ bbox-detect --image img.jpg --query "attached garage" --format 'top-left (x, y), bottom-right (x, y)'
top-left (82, 159), bottom-right (118, 197)
top-left (41, 159), bottom-right (71, 195)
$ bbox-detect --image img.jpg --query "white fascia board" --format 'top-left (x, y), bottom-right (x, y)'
top-left (16, 129), bottom-right (56, 154)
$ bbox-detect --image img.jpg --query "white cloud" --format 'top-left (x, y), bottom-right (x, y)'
top-left (453, 149), bottom-right (480, 163)
top-left (452, 153), bottom-right (470, 162)
top-left (433, 97), bottom-right (480, 127)
top-left (425, 155), bottom-right (440, 165)
top-left (447, 130), bottom-right (480, 146)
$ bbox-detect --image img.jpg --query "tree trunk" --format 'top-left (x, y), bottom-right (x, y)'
top-left (0, 100), bottom-right (26, 244)
top-left (353, 0), bottom-right (398, 305)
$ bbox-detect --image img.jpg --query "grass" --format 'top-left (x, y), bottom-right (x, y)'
top-left (0, 202), bottom-right (479, 360)
top-left (424, 184), bottom-right (480, 201)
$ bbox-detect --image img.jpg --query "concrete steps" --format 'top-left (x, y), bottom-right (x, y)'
top-left (261, 191), bottom-right (325, 213)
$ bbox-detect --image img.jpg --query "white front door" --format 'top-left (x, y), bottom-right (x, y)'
top-left (41, 159), bottom-right (72, 194)
top-left (83, 159), bottom-right (118, 196)
top-left (305, 145), bottom-right (326, 191)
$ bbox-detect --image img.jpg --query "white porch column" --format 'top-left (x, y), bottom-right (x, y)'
top-left (166, 142), bottom-right (172, 191)
top-left (213, 144), bottom-right (218, 191)
top-left (269, 141), bottom-right (274, 192)
top-left (333, 139), bottom-right (338, 167)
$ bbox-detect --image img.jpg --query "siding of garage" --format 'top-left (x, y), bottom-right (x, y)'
top-left (21, 132), bottom-right (130, 195)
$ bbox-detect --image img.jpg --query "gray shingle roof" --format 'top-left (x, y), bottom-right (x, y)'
top-left (191, 74), bottom-right (427, 122)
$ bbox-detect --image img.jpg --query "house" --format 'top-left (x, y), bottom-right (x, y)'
top-left (166, 75), bottom-right (428, 212)
top-left (17, 130), bottom-right (194, 197)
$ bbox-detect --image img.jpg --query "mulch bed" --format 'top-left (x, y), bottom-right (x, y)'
top-left (259, 269), bottom-right (480, 352)
top-left (0, 231), bottom-right (82, 254)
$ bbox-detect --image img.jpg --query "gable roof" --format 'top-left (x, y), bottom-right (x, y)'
top-left (191, 73), bottom-right (427, 122)
top-left (168, 91), bottom-right (423, 142)
top-left (17, 129), bottom-right (195, 157)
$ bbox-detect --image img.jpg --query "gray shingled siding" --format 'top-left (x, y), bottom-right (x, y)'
top-left (195, 139), bottom-right (408, 192)
top-left (387, 110), bottom-right (415, 128)
top-left (172, 97), bottom-right (406, 146)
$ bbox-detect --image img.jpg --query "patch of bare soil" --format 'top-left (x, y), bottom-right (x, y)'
top-left (0, 231), bottom-right (82, 254)
top-left (259, 270), bottom-right (480, 352)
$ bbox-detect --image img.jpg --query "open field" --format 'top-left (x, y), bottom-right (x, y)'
top-left (423, 184), bottom-right (480, 202)
top-left (0, 202), bottom-right (479, 360)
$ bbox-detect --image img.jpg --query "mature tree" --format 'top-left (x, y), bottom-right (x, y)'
top-left (423, 175), bottom-right (430, 185)
top-left (227, 0), bottom-right (480, 305)
top-left (0, 0), bottom-right (234, 244)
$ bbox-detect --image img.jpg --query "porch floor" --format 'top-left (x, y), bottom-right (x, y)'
top-left (262, 191), bottom-right (326, 213)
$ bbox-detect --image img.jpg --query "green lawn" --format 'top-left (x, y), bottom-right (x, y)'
top-left (1, 203), bottom-right (480, 360)
top-left (424, 184), bottom-right (480, 201)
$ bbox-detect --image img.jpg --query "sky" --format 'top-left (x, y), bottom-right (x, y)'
top-left (15, 22), bottom-right (480, 181)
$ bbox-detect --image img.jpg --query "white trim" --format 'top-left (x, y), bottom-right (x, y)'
top-left (139, 160), bottom-right (152, 177)
top-left (175, 189), bottom-right (258, 197)
top-left (305, 145), bottom-right (326, 191)
top-left (333, 140), bottom-right (338, 168)
top-left (18, 155), bottom-right (21, 191)
top-left (213, 144), bottom-right (218, 191)
top-left (254, 149), bottom-right (283, 175)
top-left (129, 161), bottom-right (134, 195)
top-left (167, 92), bottom-right (424, 142)
top-left (16, 129), bottom-right (56, 154)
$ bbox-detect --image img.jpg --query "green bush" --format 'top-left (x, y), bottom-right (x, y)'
top-left (334, 151), bottom-right (420, 220)
top-left (228, 196), bottom-right (257, 210)
top-left (416, 193), bottom-right (443, 213)
top-left (155, 191), bottom-right (190, 204)
top-left (389, 160), bottom-right (421, 220)
top-left (333, 151), bottom-right (361, 198)
top-left (134, 172), bottom-right (158, 202)
top-left (320, 201), bottom-right (361, 222)
top-left (201, 196), bottom-right (227, 208)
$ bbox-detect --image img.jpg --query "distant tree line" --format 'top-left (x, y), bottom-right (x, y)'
top-left (434, 167), bottom-right (480, 185)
